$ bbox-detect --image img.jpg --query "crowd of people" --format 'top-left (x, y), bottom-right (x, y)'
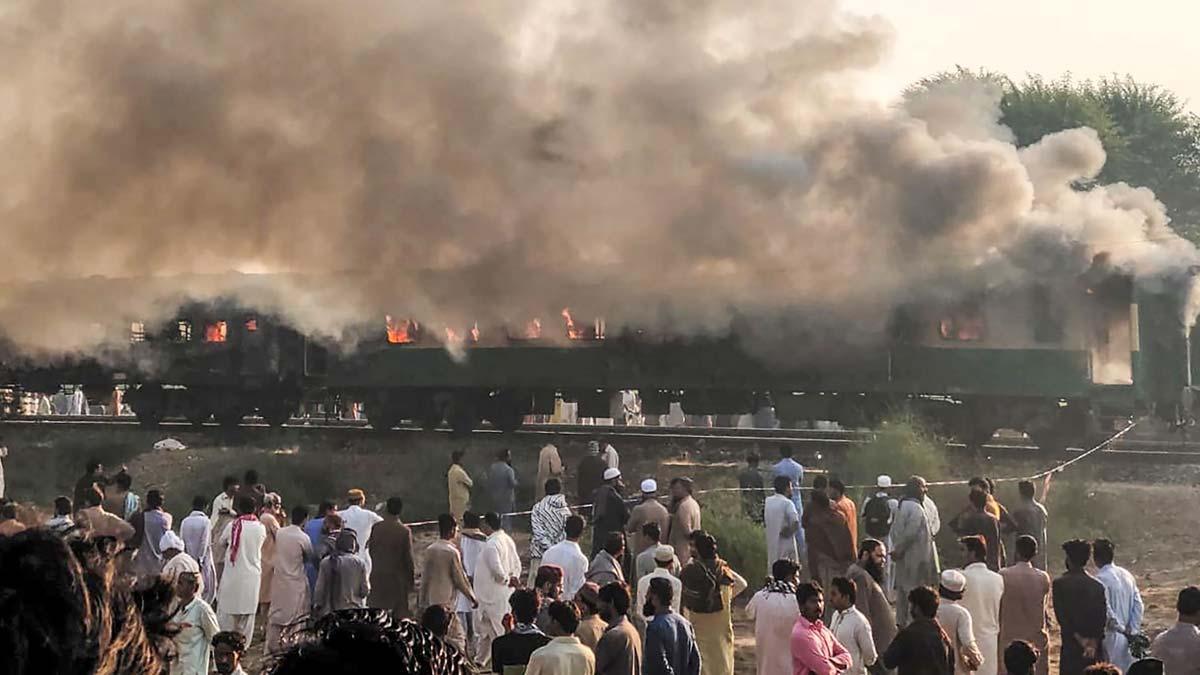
top-left (0, 439), bottom-right (1198, 675)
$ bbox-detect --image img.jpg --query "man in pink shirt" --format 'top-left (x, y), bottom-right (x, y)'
top-left (792, 581), bottom-right (853, 675)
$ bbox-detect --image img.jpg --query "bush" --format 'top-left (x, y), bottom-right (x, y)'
top-left (700, 491), bottom-right (768, 591)
top-left (840, 413), bottom-right (949, 501)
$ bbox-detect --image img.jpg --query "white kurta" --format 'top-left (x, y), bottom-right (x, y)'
top-left (455, 532), bottom-right (487, 613)
top-left (831, 606), bottom-right (879, 675)
top-left (745, 588), bottom-right (800, 675)
top-left (216, 519), bottom-right (267, 614)
top-left (938, 602), bottom-right (983, 675)
top-left (171, 597), bottom-right (220, 675)
top-left (163, 552), bottom-right (203, 596)
top-left (337, 505), bottom-right (384, 573)
top-left (763, 494), bottom-right (800, 572)
top-left (180, 511), bottom-right (217, 603)
top-left (1096, 563), bottom-right (1144, 671)
top-left (473, 530), bottom-right (522, 629)
top-left (540, 539), bottom-right (590, 600)
top-left (0, 445), bottom-right (7, 499)
top-left (960, 562), bottom-right (1005, 675)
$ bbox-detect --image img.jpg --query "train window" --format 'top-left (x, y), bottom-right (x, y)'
top-left (939, 300), bottom-right (985, 341)
top-left (385, 316), bottom-right (417, 344)
top-left (1032, 285), bottom-right (1063, 343)
top-left (130, 322), bottom-right (146, 343)
top-left (204, 321), bottom-right (228, 343)
top-left (174, 320), bottom-right (193, 343)
top-left (244, 316), bottom-right (259, 332)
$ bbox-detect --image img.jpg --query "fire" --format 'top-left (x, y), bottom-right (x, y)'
top-left (562, 308), bottom-right (582, 340)
top-left (385, 315), bottom-right (417, 344)
top-left (471, 322), bottom-right (481, 342)
top-left (524, 319), bottom-right (542, 339)
top-left (445, 326), bottom-right (460, 343)
top-left (204, 321), bottom-right (228, 343)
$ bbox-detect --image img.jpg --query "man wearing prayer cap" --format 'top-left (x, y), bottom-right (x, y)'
top-left (162, 529), bottom-right (203, 594)
top-left (591, 467), bottom-right (629, 558)
top-left (938, 569), bottom-right (985, 675)
top-left (626, 477), bottom-right (670, 555)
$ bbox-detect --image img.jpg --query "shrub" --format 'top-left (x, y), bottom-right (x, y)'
top-left (840, 413), bottom-right (949, 502)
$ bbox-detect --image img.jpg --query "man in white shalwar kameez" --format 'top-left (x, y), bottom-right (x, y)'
top-left (337, 488), bottom-right (383, 575)
top-left (215, 496), bottom-right (266, 648)
top-left (473, 511), bottom-right (522, 669)
top-left (960, 536), bottom-right (1005, 675)
top-left (1093, 538), bottom-right (1144, 671)
top-left (180, 497), bottom-right (218, 604)
top-left (745, 559), bottom-right (801, 675)
top-left (267, 506), bottom-right (314, 656)
top-left (892, 476), bottom-right (940, 627)
top-left (763, 475), bottom-right (800, 573)
top-left (456, 511), bottom-right (488, 659)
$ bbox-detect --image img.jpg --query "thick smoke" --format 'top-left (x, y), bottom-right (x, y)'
top-left (0, 0), bottom-right (1194, 361)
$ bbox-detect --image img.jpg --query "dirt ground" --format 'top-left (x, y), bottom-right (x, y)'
top-left (3, 425), bottom-right (1198, 673)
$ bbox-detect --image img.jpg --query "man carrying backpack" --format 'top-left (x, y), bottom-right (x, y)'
top-left (862, 475), bottom-right (899, 597)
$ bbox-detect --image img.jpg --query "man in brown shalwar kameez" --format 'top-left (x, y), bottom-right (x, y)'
top-left (999, 535), bottom-right (1051, 675)
top-left (367, 496), bottom-right (416, 618)
top-left (419, 513), bottom-right (478, 653)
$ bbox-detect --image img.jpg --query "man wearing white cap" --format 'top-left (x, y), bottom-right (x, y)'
top-left (626, 478), bottom-right (670, 544)
top-left (591, 468), bottom-right (629, 558)
top-left (636, 545), bottom-right (683, 619)
top-left (960, 535), bottom-right (1005, 675)
top-left (161, 530), bottom-right (203, 594)
top-left (938, 568), bottom-right (985, 675)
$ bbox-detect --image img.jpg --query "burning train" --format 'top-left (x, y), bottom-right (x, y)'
top-left (1, 262), bottom-right (1198, 452)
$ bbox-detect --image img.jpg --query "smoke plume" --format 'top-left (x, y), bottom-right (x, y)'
top-left (0, 0), bottom-right (1195, 361)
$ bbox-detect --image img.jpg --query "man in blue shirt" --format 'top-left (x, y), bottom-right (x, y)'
top-left (303, 500), bottom-right (335, 589)
top-left (644, 577), bottom-right (701, 675)
top-left (773, 445), bottom-right (806, 559)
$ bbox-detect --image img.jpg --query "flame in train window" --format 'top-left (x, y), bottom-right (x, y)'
top-left (204, 321), bottom-right (228, 343)
top-left (244, 317), bottom-right (259, 332)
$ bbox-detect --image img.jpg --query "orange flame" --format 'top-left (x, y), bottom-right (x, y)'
top-left (562, 308), bottom-right (582, 340)
top-left (524, 319), bottom-right (542, 339)
top-left (471, 322), bottom-right (481, 342)
top-left (385, 316), bottom-right (416, 344)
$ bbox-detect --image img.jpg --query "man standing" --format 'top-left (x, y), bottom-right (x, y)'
top-left (589, 532), bottom-right (627, 587)
top-left (882, 587), bottom-right (955, 675)
top-left (73, 459), bottom-right (106, 515)
top-left (492, 589), bottom-right (551, 673)
top-left (527, 601), bottom-right (596, 675)
top-left (181, 495), bottom-right (217, 603)
top-left (999, 535), bottom-right (1051, 675)
top-left (829, 478), bottom-right (858, 547)
top-left (160, 530), bottom-right (201, 589)
top-left (892, 476), bottom-right (940, 627)
top-left (267, 505), bottom-right (314, 656)
top-left (861, 476), bottom-right (898, 596)
top-left (626, 479), bottom-right (671, 547)
top-left (592, 468), bottom-right (630, 557)
top-left (458, 510), bottom-right (488, 654)
top-left (475, 511), bottom-right (523, 668)
top-left (637, 545), bottom-right (684, 619)
top-left (76, 486), bottom-right (134, 541)
top-left (448, 450), bottom-right (473, 522)
top-left (667, 478), bottom-right (702, 566)
top-left (764, 475), bottom-right (801, 571)
top-left (338, 488), bottom-right (383, 575)
top-left (596, 582), bottom-right (643, 675)
top-left (530, 478), bottom-right (573, 586)
top-left (210, 476), bottom-right (240, 581)
top-left (771, 445), bottom-right (806, 558)
top-left (313, 530), bottom-right (369, 618)
top-left (487, 448), bottom-right (519, 531)
top-left (170, 572), bottom-right (220, 675)
top-left (790, 581), bottom-right (852, 675)
top-left (1008, 482), bottom-right (1048, 570)
top-left (830, 577), bottom-right (878, 675)
top-left (747, 560), bottom-right (801, 675)
top-left (215, 496), bottom-right (266, 647)
top-left (960, 536), bottom-right (1004, 675)
top-left (0, 435), bottom-right (8, 500)
top-left (1093, 538), bottom-right (1145, 672)
top-left (304, 501), bottom-right (335, 590)
top-left (738, 453), bottom-right (765, 521)
top-left (1150, 586), bottom-right (1200, 675)
top-left (578, 441), bottom-right (610, 504)
top-left (543, 515), bottom-right (591, 601)
top-left (0, 503), bottom-right (24, 536)
top-left (802, 491), bottom-right (855, 590)
top-left (643, 577), bottom-right (701, 675)
top-left (367, 496), bottom-right (415, 619)
top-left (634, 523), bottom-right (679, 583)
top-left (537, 440), bottom-right (564, 501)
top-left (420, 514), bottom-right (477, 653)
top-left (846, 539), bottom-right (897, 668)
top-left (1052, 539), bottom-right (1108, 675)
top-left (129, 489), bottom-right (173, 580)
top-left (937, 570), bottom-right (985, 675)
top-left (951, 491), bottom-right (1003, 571)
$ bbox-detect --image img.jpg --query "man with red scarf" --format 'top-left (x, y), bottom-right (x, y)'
top-left (216, 495), bottom-right (267, 648)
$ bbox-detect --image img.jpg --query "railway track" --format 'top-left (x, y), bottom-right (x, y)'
top-left (5, 415), bottom-right (1200, 463)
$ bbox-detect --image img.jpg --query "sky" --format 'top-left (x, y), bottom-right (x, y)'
top-left (841, 0), bottom-right (1200, 110)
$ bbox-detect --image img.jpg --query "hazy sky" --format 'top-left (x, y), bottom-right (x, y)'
top-left (842, 0), bottom-right (1200, 110)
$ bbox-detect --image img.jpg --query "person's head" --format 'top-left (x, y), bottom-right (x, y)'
top-left (779, 445), bottom-right (794, 459)
top-left (828, 478), bottom-right (846, 499)
top-left (243, 469), bottom-right (259, 486)
top-left (222, 475), bottom-right (239, 496)
top-left (146, 489), bottom-right (164, 509)
top-left (692, 530), bottom-right (717, 561)
top-left (212, 631), bottom-right (247, 674)
top-left (1177, 586), bottom-right (1200, 623)
top-left (1063, 539), bottom-right (1092, 571)
top-left (641, 521), bottom-right (662, 548)
top-left (509, 588), bottom-right (540, 625)
top-left (323, 512), bottom-right (344, 533)
top-left (234, 495), bottom-right (256, 516)
top-left (939, 569), bottom-right (967, 602)
top-left (590, 440), bottom-right (603, 455)
top-left (451, 449), bottom-right (465, 465)
top-left (597, 582), bottom-right (632, 624)
top-left (1014, 535), bottom-right (1038, 563)
top-left (960, 535), bottom-right (987, 565)
top-left (564, 515), bottom-right (585, 541)
top-left (191, 495), bottom-right (208, 512)
top-left (1018, 480), bottom-right (1036, 500)
top-left (84, 485), bottom-right (104, 508)
top-left (654, 545), bottom-right (676, 569)
top-left (1083, 664), bottom-right (1122, 675)
top-left (317, 500), bottom-right (336, 517)
top-left (534, 565), bottom-right (564, 601)
top-left (828, 577), bottom-right (856, 612)
top-left (795, 581), bottom-right (824, 622)
top-left (496, 447), bottom-right (510, 462)
top-left (985, 477), bottom-right (996, 494)
top-left (575, 583), bottom-right (601, 618)
top-left (482, 512), bottom-right (502, 533)
top-left (858, 538), bottom-right (886, 577)
top-left (603, 532), bottom-right (626, 558)
top-left (291, 505), bottom-right (309, 527)
top-left (640, 479), bottom-right (657, 498)
top-left (773, 475), bottom-right (792, 497)
top-left (420, 604), bottom-right (453, 639)
top-left (53, 497), bottom-right (72, 517)
top-left (908, 586), bottom-right (939, 621)
top-left (114, 471), bottom-right (133, 491)
top-left (386, 497), bottom-right (404, 517)
top-left (772, 559), bottom-right (800, 584)
top-left (1004, 640), bottom-right (1040, 675)
top-left (270, 609), bottom-right (463, 673)
top-left (906, 475), bottom-right (928, 499)
top-left (746, 453), bottom-right (760, 467)
top-left (968, 489), bottom-right (988, 511)
top-left (1092, 538), bottom-right (1116, 567)
top-left (603, 467), bottom-right (622, 485)
top-left (545, 478), bottom-right (562, 496)
top-left (968, 476), bottom-right (988, 494)
top-left (812, 475), bottom-right (829, 493)
top-left (810, 490), bottom-right (831, 510)
top-left (86, 459), bottom-right (102, 475)
top-left (346, 488), bottom-right (366, 506)
top-left (462, 511), bottom-right (481, 529)
top-left (175, 571), bottom-right (200, 602)
top-left (335, 529), bottom-right (359, 554)
top-left (669, 477), bottom-right (693, 500)
top-left (1127, 659), bottom-right (1165, 675)
top-left (159, 530), bottom-right (185, 558)
top-left (0, 503), bottom-right (17, 521)
top-left (437, 514), bottom-right (457, 540)
top-left (646, 577), bottom-right (674, 616)
top-left (545, 601), bottom-right (580, 637)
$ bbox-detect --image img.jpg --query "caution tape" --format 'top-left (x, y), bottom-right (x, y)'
top-left (399, 421), bottom-right (1137, 529)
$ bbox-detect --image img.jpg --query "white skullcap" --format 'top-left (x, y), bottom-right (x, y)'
top-left (640, 479), bottom-right (658, 493)
top-left (876, 475), bottom-right (893, 489)
top-left (940, 569), bottom-right (967, 593)
top-left (603, 468), bottom-right (622, 481)
top-left (159, 531), bottom-right (185, 553)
